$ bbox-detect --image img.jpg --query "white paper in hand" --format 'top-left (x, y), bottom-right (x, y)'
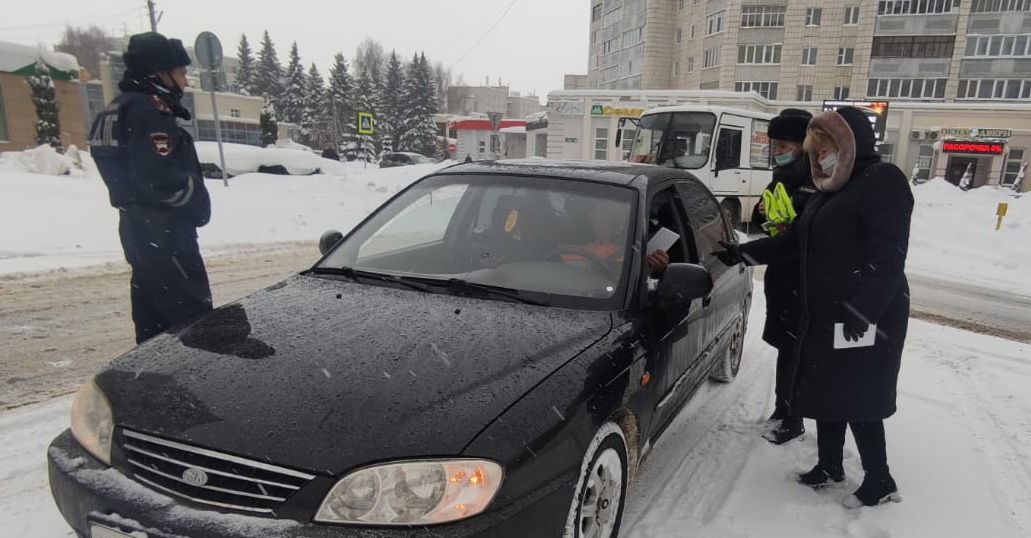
top-left (647, 227), bottom-right (679, 253)
top-left (833, 323), bottom-right (877, 349)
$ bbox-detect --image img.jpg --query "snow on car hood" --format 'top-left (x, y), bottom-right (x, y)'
top-left (95, 274), bottom-right (611, 474)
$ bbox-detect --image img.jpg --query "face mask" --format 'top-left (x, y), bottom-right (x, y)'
top-left (774, 151), bottom-right (796, 166)
top-left (819, 152), bottom-right (838, 176)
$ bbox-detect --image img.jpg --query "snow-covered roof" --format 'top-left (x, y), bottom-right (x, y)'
top-left (0, 40), bottom-right (80, 79)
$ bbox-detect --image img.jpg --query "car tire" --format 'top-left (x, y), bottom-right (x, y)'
top-left (563, 422), bottom-right (629, 538)
top-left (710, 312), bottom-right (746, 383)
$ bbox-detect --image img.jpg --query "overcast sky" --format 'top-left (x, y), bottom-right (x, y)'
top-left (2, 0), bottom-right (590, 101)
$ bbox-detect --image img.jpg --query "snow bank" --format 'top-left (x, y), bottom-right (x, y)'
top-left (909, 178), bottom-right (1029, 295)
top-left (194, 142), bottom-right (351, 177)
top-left (0, 144), bottom-right (93, 177)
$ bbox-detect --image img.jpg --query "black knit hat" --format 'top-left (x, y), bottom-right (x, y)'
top-left (123, 32), bottom-right (191, 75)
top-left (767, 108), bottom-right (812, 143)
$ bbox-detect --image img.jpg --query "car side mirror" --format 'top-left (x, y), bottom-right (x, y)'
top-left (656, 263), bottom-right (713, 303)
top-left (319, 229), bottom-right (344, 256)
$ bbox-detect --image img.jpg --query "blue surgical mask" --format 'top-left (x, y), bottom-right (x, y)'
top-left (774, 152), bottom-right (796, 166)
top-left (819, 153), bottom-right (838, 176)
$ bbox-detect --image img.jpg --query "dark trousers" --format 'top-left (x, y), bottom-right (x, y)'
top-left (817, 420), bottom-right (889, 475)
top-left (774, 346), bottom-right (801, 422)
top-left (119, 209), bottom-right (212, 344)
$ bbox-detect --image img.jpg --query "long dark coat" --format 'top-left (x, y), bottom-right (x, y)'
top-left (743, 108), bottom-right (913, 421)
top-left (752, 157), bottom-right (816, 350)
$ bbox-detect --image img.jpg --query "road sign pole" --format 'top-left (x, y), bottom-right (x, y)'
top-left (208, 76), bottom-right (229, 187)
top-left (195, 32), bottom-right (228, 186)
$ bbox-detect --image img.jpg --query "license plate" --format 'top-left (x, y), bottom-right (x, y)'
top-left (90, 523), bottom-right (148, 538)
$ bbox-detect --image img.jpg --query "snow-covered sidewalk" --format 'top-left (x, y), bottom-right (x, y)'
top-left (2, 288), bottom-right (1028, 537)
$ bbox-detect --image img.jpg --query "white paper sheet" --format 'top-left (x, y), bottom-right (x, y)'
top-left (647, 227), bottom-right (680, 253)
top-left (833, 323), bottom-right (877, 349)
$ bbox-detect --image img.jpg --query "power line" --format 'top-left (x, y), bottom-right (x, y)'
top-left (448, 0), bottom-right (520, 70)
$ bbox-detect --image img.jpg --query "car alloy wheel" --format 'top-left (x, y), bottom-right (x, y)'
top-left (711, 313), bottom-right (745, 383)
top-left (564, 422), bottom-right (628, 538)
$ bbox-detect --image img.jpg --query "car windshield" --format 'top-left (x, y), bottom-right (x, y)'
top-left (318, 174), bottom-right (638, 309)
top-left (630, 112), bottom-right (716, 170)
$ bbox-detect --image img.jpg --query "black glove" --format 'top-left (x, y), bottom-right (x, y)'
top-left (841, 304), bottom-right (870, 342)
top-left (712, 240), bottom-right (745, 266)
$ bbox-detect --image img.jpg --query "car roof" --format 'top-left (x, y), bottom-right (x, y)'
top-left (437, 159), bottom-right (697, 188)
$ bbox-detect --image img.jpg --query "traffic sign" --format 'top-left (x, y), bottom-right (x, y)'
top-left (487, 112), bottom-right (503, 131)
top-left (194, 32), bottom-right (224, 69)
top-left (358, 112), bottom-right (374, 135)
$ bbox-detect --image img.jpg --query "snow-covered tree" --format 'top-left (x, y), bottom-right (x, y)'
top-left (398, 53), bottom-right (438, 157)
top-left (353, 65), bottom-right (380, 163)
top-left (255, 31), bottom-right (283, 106)
top-left (260, 97), bottom-right (278, 147)
top-left (280, 42), bottom-right (307, 126)
top-left (326, 52), bottom-right (354, 145)
top-left (301, 63), bottom-right (330, 148)
top-left (235, 34), bottom-right (256, 95)
top-left (432, 62), bottom-right (452, 115)
top-left (29, 59), bottom-right (62, 151)
top-left (381, 51), bottom-right (406, 152)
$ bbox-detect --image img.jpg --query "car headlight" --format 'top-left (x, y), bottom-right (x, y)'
top-left (315, 459), bottom-right (504, 525)
top-left (70, 381), bottom-right (114, 465)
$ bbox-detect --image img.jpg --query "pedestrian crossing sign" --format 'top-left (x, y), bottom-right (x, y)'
top-left (358, 112), bottom-right (374, 135)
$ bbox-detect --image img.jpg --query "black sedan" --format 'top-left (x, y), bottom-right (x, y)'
top-left (49, 160), bottom-right (752, 538)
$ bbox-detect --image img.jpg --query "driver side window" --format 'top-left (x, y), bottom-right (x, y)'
top-left (647, 188), bottom-right (692, 267)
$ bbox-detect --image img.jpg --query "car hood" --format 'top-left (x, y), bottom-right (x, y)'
top-left (95, 275), bottom-right (611, 474)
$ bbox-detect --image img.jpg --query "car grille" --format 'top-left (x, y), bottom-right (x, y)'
top-left (121, 429), bottom-right (316, 514)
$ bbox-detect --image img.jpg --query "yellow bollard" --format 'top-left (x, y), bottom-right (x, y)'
top-left (996, 202), bottom-right (1009, 231)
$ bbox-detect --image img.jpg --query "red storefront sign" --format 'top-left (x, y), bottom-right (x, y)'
top-left (942, 141), bottom-right (1005, 155)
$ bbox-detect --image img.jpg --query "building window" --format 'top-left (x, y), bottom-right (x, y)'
top-left (916, 145), bottom-right (934, 181)
top-left (592, 31), bottom-right (597, 44)
top-left (869, 77), bottom-right (949, 98)
top-left (230, 108), bottom-right (241, 118)
top-left (873, 36), bottom-right (957, 58)
top-left (957, 78), bottom-right (1031, 99)
top-left (797, 85), bottom-right (814, 101)
top-left (964, 34), bottom-right (1031, 57)
top-left (703, 47), bottom-right (721, 68)
top-left (1003, 148), bottom-right (1026, 186)
top-left (802, 47), bottom-right (818, 65)
top-left (706, 11), bottom-right (725, 35)
top-left (691, 25), bottom-right (696, 39)
top-left (833, 86), bottom-right (850, 99)
top-left (592, 3), bottom-right (602, 21)
top-left (806, 8), bottom-right (823, 26)
top-left (595, 128), bottom-right (609, 160)
top-left (678, 0), bottom-right (686, 10)
top-left (687, 57), bottom-right (695, 72)
top-left (677, 28), bottom-right (683, 43)
top-left (196, 120), bottom-right (261, 145)
top-left (877, 0), bottom-right (961, 14)
top-left (740, 5), bottom-right (786, 27)
top-left (971, 0), bottom-right (1031, 12)
top-left (734, 81), bottom-right (779, 99)
top-left (843, 6), bottom-right (860, 25)
top-left (673, 61), bottom-right (680, 77)
top-left (738, 44), bottom-right (783, 64)
top-left (0, 84), bottom-right (9, 141)
top-left (837, 47), bottom-right (855, 65)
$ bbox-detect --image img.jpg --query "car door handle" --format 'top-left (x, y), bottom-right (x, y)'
top-left (702, 295), bottom-right (713, 307)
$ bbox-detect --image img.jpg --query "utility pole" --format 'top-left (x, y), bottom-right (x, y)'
top-left (147, 0), bottom-right (158, 31)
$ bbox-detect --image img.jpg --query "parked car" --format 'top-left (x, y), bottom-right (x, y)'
top-left (379, 151), bottom-right (436, 168)
top-left (49, 160), bottom-right (752, 538)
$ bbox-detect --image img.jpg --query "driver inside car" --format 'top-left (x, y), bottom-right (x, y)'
top-left (559, 201), bottom-right (670, 276)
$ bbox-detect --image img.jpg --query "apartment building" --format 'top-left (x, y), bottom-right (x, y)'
top-left (587, 0), bottom-right (1031, 104)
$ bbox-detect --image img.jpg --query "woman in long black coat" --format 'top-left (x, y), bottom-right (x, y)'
top-left (754, 109), bottom-right (817, 445)
top-left (719, 106), bottom-right (913, 508)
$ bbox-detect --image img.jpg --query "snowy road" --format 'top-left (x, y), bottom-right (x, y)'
top-left (908, 273), bottom-right (1031, 343)
top-left (2, 288), bottom-right (1029, 537)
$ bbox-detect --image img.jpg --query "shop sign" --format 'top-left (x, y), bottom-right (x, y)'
top-left (550, 100), bottom-right (585, 116)
top-left (589, 104), bottom-right (649, 117)
top-left (940, 127), bottom-right (1012, 139)
top-left (942, 141), bottom-right (1006, 155)
top-left (564, 137), bottom-right (579, 143)
top-left (822, 100), bottom-right (889, 142)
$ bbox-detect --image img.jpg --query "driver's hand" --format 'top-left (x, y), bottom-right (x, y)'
top-left (646, 250), bottom-right (669, 274)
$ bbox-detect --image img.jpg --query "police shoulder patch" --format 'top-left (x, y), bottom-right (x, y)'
top-left (150, 132), bottom-right (173, 156)
top-left (148, 94), bottom-right (172, 114)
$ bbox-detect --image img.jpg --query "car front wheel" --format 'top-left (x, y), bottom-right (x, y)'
top-left (563, 422), bottom-right (629, 538)
top-left (710, 312), bottom-right (746, 383)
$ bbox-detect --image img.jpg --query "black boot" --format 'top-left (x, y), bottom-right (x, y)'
top-left (763, 417), bottom-right (804, 445)
top-left (797, 463), bottom-right (844, 489)
top-left (843, 472), bottom-right (901, 508)
top-left (767, 407), bottom-right (787, 422)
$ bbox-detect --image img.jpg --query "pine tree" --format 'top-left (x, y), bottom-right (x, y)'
top-left (364, 56), bottom-right (385, 155)
top-left (301, 63), bottom-right (329, 148)
top-left (255, 31), bottom-right (283, 108)
top-left (29, 59), bottom-right (62, 150)
top-left (280, 42), bottom-right (307, 127)
top-left (398, 53), bottom-right (438, 157)
top-left (260, 97), bottom-right (279, 147)
top-left (235, 34), bottom-right (256, 95)
top-left (353, 64), bottom-right (379, 163)
top-left (326, 52), bottom-right (354, 147)
top-left (381, 51), bottom-right (405, 152)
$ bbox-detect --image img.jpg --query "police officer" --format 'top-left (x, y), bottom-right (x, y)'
top-left (89, 32), bottom-right (212, 344)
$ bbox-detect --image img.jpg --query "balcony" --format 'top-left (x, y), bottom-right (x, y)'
top-left (875, 14), bottom-right (957, 35)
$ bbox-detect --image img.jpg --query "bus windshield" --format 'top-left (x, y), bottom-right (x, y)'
top-left (629, 112), bottom-right (717, 170)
